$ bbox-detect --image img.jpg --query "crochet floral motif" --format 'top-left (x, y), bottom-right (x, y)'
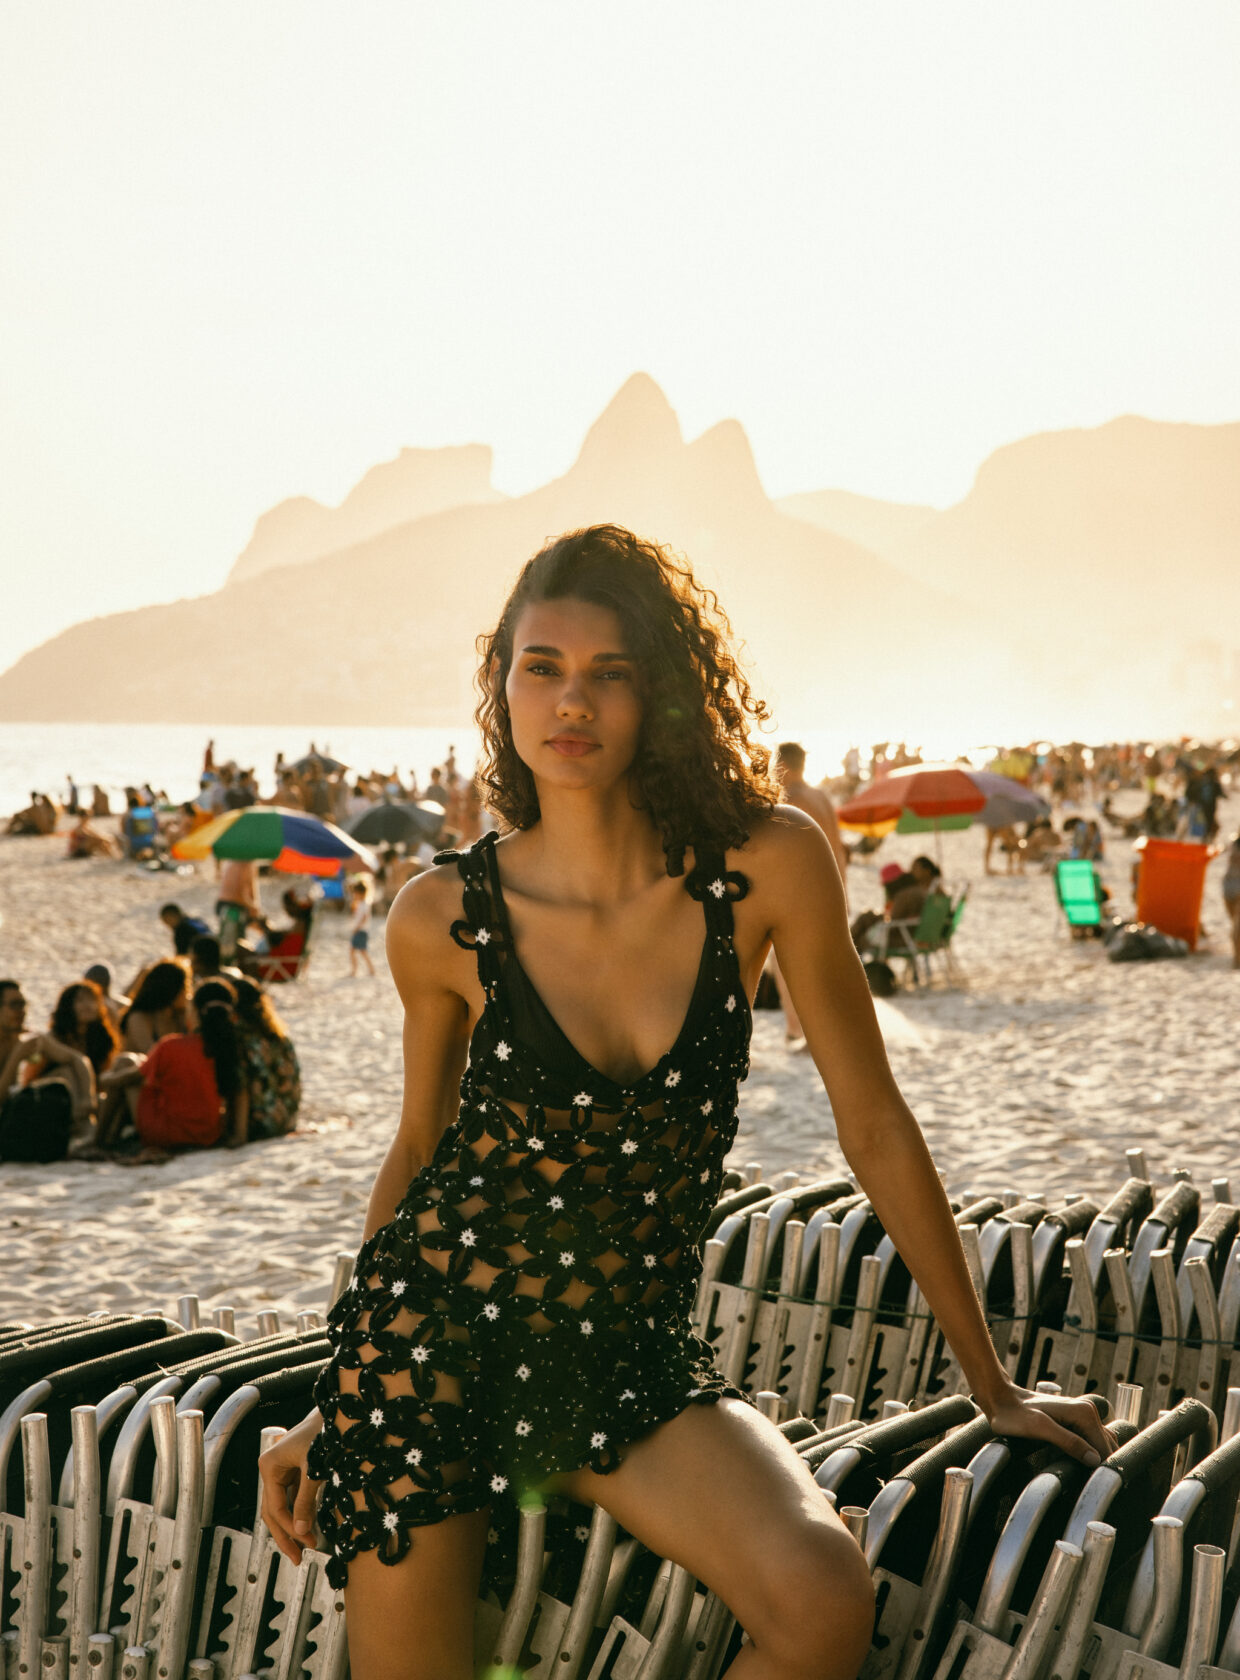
top-left (307, 831), bottom-right (752, 1593)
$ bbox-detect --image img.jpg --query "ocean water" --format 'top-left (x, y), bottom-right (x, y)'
top-left (0, 723), bottom-right (477, 817)
top-left (0, 720), bottom-right (1004, 819)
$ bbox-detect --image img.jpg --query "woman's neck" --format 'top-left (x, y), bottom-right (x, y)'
top-left (519, 780), bottom-right (671, 906)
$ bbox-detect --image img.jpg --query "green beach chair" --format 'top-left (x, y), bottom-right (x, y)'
top-left (928, 887), bottom-right (968, 984)
top-left (873, 891), bottom-right (954, 988)
top-left (1054, 858), bottom-right (1103, 933)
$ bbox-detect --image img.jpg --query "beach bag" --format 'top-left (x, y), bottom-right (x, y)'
top-left (1106, 921), bottom-right (1191, 963)
top-left (0, 1081), bottom-right (73, 1163)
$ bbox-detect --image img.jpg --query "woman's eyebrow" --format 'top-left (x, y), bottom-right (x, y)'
top-left (519, 645), bottom-right (632, 661)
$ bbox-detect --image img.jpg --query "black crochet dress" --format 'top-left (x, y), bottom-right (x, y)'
top-left (307, 830), bottom-right (753, 1591)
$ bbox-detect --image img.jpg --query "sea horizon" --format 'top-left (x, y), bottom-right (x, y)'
top-left (0, 719), bottom-right (1007, 821)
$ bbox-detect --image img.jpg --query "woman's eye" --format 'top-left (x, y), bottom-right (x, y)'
top-left (525, 663), bottom-right (557, 677)
top-left (598, 668), bottom-right (631, 681)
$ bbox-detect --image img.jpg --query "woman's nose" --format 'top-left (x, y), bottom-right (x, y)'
top-left (556, 681), bottom-right (593, 719)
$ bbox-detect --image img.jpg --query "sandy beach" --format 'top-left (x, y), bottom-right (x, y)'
top-left (2, 792), bottom-right (1237, 1333)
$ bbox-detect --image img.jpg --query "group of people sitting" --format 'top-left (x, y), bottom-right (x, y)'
top-left (0, 922), bottom-right (302, 1167)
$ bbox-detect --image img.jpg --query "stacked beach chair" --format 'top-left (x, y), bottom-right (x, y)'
top-left (7, 1149), bottom-right (1240, 1680)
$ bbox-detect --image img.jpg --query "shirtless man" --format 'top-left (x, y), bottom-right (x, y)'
top-left (775, 743), bottom-right (848, 880)
top-left (0, 981), bottom-right (33, 1097)
top-left (771, 742), bottom-right (849, 1043)
top-left (217, 857), bottom-right (262, 961)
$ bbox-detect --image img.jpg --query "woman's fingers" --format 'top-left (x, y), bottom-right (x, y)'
top-left (293, 1467), bottom-right (323, 1539)
top-left (1027, 1396), bottom-right (1116, 1466)
top-left (258, 1430), bottom-right (324, 1566)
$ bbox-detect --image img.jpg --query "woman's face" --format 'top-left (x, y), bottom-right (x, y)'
top-left (504, 599), bottom-right (642, 792)
top-left (74, 990), bottom-right (100, 1028)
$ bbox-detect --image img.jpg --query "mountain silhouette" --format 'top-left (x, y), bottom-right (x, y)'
top-left (0, 383), bottom-right (1234, 740)
top-left (783, 416), bottom-right (1240, 738)
top-left (228, 443), bottom-right (505, 585)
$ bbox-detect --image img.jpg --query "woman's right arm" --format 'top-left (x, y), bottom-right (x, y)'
top-left (259, 871), bottom-right (472, 1562)
top-left (360, 871), bottom-right (473, 1240)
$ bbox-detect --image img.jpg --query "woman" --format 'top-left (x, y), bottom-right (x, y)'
top-left (258, 526), bottom-right (1114, 1680)
top-left (134, 977), bottom-right (247, 1151)
top-left (232, 976), bottom-right (301, 1137)
top-left (10, 981), bottom-right (115, 1134)
top-left (120, 961), bottom-right (189, 1052)
top-left (48, 979), bottom-right (119, 1085)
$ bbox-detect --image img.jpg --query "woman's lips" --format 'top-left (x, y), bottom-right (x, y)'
top-left (547, 739), bottom-right (600, 757)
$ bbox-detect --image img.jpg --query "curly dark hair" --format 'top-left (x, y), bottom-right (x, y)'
top-left (49, 980), bottom-right (119, 1075)
top-left (475, 524), bottom-right (778, 875)
top-left (124, 960), bottom-right (188, 1024)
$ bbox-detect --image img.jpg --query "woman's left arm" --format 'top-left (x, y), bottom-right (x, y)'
top-left (754, 810), bottom-right (1115, 1464)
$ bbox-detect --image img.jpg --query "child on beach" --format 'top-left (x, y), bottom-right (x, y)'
top-left (347, 877), bottom-right (375, 977)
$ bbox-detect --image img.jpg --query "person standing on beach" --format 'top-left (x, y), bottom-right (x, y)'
top-left (255, 524), bottom-right (1114, 1680)
top-left (770, 741), bottom-right (848, 1044)
top-left (1223, 831), bottom-right (1240, 970)
top-left (347, 877), bottom-right (375, 977)
top-left (217, 857), bottom-right (262, 961)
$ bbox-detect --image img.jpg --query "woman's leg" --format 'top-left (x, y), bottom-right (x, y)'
top-left (1230, 899), bottom-right (1240, 969)
top-left (97, 1053), bottom-right (144, 1145)
top-left (38, 1061), bottom-right (94, 1124)
top-left (323, 1264), bottom-right (490, 1680)
top-left (341, 1509), bottom-right (489, 1680)
top-left (557, 1398), bottom-right (874, 1680)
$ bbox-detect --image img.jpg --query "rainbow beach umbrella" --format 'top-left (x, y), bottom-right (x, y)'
top-left (172, 806), bottom-right (377, 876)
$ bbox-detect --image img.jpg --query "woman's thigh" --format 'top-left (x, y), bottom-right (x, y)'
top-left (342, 1507), bottom-right (490, 1680)
top-left (555, 1399), bottom-right (873, 1664)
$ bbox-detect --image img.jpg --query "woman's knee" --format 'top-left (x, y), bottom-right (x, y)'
top-left (745, 1520), bottom-right (875, 1676)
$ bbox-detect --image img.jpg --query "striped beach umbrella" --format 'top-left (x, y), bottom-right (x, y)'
top-left (171, 806), bottom-right (377, 876)
top-left (837, 763), bottom-right (1050, 859)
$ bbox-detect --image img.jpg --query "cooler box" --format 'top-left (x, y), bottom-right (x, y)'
top-left (1134, 837), bottom-right (1211, 950)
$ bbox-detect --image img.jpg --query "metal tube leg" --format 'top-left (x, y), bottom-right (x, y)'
top-left (1002, 1542), bottom-right (1083, 1680)
top-left (66, 1406), bottom-right (103, 1676)
top-left (1047, 1522), bottom-right (1116, 1680)
top-left (490, 1503), bottom-right (546, 1672)
top-left (18, 1416), bottom-right (53, 1680)
top-left (1138, 1516), bottom-right (1185, 1660)
top-left (1178, 1544), bottom-right (1225, 1679)
top-left (892, 1468), bottom-right (973, 1680)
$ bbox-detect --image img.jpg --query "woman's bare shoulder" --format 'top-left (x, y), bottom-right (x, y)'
top-left (384, 862), bottom-right (468, 980)
top-left (732, 805), bottom-right (826, 872)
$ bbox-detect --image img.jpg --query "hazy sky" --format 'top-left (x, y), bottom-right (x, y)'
top-left (2, 2), bottom-right (1238, 676)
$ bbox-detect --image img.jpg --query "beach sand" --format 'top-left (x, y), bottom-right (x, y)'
top-left (2, 793), bottom-right (1237, 1332)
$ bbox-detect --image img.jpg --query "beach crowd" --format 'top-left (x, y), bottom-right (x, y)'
top-left (0, 742), bottom-right (482, 1167)
top-left (3, 735), bottom-right (1238, 1171)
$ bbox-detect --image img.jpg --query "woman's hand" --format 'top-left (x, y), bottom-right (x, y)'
top-left (258, 1411), bottom-right (326, 1565)
top-left (978, 1382), bottom-right (1119, 1467)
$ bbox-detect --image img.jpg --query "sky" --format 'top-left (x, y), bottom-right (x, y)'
top-left (2, 2), bottom-right (1238, 677)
